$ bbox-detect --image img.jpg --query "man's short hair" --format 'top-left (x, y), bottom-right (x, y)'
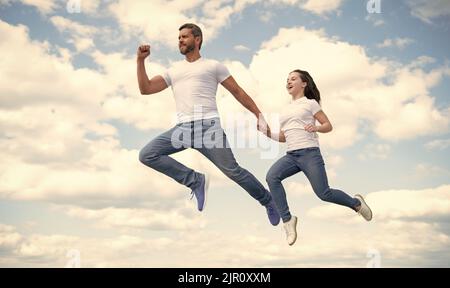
top-left (179, 23), bottom-right (203, 49)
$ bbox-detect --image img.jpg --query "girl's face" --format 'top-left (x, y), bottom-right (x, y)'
top-left (286, 72), bottom-right (307, 97)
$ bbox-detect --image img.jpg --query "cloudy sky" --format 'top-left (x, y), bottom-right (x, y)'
top-left (0, 0), bottom-right (449, 268)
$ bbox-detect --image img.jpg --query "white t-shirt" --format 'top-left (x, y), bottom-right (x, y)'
top-left (162, 58), bottom-right (230, 123)
top-left (279, 97), bottom-right (322, 151)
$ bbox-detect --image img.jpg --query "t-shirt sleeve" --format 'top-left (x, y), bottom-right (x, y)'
top-left (216, 62), bottom-right (231, 83)
top-left (161, 70), bottom-right (171, 87)
top-left (310, 100), bottom-right (322, 115)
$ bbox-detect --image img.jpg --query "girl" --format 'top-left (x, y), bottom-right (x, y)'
top-left (261, 69), bottom-right (372, 246)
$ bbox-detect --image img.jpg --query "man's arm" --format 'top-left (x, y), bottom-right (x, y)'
top-left (269, 131), bottom-right (287, 142)
top-left (137, 44), bottom-right (168, 95)
top-left (221, 76), bottom-right (261, 117)
top-left (221, 76), bottom-right (271, 132)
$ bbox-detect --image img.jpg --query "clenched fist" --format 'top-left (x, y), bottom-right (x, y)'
top-left (137, 44), bottom-right (151, 60)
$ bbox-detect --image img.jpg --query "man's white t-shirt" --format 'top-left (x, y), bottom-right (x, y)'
top-left (279, 97), bottom-right (322, 151)
top-left (162, 58), bottom-right (230, 123)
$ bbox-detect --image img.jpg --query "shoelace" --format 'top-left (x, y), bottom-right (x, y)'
top-left (190, 190), bottom-right (195, 200)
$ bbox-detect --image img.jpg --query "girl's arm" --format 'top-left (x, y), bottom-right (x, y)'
top-left (305, 110), bottom-right (333, 133)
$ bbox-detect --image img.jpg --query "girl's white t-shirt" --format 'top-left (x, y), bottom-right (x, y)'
top-left (279, 97), bottom-right (322, 151)
top-left (162, 58), bottom-right (230, 123)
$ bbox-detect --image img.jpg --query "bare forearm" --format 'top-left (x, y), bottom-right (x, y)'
top-left (235, 89), bottom-right (261, 117)
top-left (317, 122), bottom-right (332, 133)
top-left (137, 59), bottom-right (150, 94)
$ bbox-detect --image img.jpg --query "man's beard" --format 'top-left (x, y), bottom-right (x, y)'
top-left (180, 43), bottom-right (195, 55)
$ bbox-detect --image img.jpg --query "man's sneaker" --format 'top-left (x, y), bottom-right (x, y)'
top-left (283, 216), bottom-right (298, 246)
top-left (265, 200), bottom-right (281, 226)
top-left (191, 173), bottom-right (209, 211)
top-left (355, 194), bottom-right (372, 221)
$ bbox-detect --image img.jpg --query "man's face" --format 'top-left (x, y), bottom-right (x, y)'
top-left (178, 28), bottom-right (196, 55)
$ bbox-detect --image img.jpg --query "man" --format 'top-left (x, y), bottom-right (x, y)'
top-left (137, 23), bottom-right (279, 226)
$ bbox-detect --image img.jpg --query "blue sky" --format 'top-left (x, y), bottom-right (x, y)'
top-left (0, 0), bottom-right (449, 267)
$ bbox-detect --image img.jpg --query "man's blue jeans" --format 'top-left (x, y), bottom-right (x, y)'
top-left (266, 147), bottom-right (360, 222)
top-left (139, 117), bottom-right (271, 206)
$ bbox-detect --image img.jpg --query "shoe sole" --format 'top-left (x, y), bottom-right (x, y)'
top-left (288, 216), bottom-right (298, 246)
top-left (201, 173), bottom-right (210, 211)
top-left (355, 194), bottom-right (372, 221)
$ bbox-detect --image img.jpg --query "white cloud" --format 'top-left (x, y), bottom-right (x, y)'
top-left (413, 163), bottom-right (450, 180)
top-left (258, 10), bottom-right (274, 22)
top-left (0, 106), bottom-right (116, 164)
top-left (107, 0), bottom-right (348, 51)
top-left (50, 16), bottom-right (98, 53)
top-left (307, 184), bottom-right (450, 222)
top-left (0, 224), bottom-right (22, 249)
top-left (301, 0), bottom-right (345, 15)
top-left (90, 50), bottom-right (177, 129)
top-left (262, 0), bottom-right (346, 15)
top-left (0, 224), bottom-right (175, 267)
top-left (405, 0), bottom-right (450, 24)
top-left (0, 137), bottom-right (182, 205)
top-left (425, 139), bottom-right (450, 150)
top-left (50, 16), bottom-right (97, 36)
top-left (373, 185), bottom-right (450, 220)
top-left (285, 181), bottom-right (313, 197)
top-left (20, 0), bottom-right (59, 14)
top-left (75, 0), bottom-right (101, 15)
top-left (377, 37), bottom-right (415, 49)
top-left (107, 0), bottom-right (207, 50)
top-left (108, 1), bottom-right (173, 48)
top-left (0, 20), bottom-right (112, 110)
top-left (358, 143), bottom-right (391, 160)
top-left (0, 0), bottom-right (101, 15)
top-left (234, 44), bottom-right (251, 52)
top-left (201, 0), bottom-right (236, 40)
top-left (1, 211), bottom-right (449, 267)
top-left (365, 14), bottom-right (385, 27)
top-left (408, 55), bottom-right (436, 68)
top-left (63, 205), bottom-right (206, 231)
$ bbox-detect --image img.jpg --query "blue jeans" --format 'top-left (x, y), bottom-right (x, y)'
top-left (139, 118), bottom-right (272, 206)
top-left (266, 147), bottom-right (360, 222)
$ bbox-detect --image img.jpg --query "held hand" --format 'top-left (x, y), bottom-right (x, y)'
top-left (257, 115), bottom-right (271, 136)
top-left (137, 44), bottom-right (151, 60)
top-left (304, 123), bottom-right (318, 133)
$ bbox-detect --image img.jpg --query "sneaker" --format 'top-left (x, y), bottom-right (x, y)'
top-left (283, 216), bottom-right (298, 246)
top-left (355, 194), bottom-right (372, 221)
top-left (190, 173), bottom-right (209, 211)
top-left (265, 200), bottom-right (281, 226)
